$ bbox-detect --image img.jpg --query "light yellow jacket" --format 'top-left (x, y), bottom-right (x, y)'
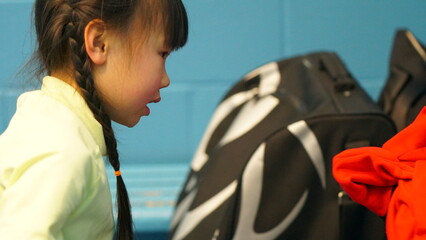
top-left (0, 76), bottom-right (114, 239)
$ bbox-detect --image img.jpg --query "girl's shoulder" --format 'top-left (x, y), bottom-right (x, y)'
top-left (0, 90), bottom-right (103, 179)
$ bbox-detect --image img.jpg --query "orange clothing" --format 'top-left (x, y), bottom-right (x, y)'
top-left (333, 107), bottom-right (426, 240)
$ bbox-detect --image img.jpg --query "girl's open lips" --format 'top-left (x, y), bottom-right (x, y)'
top-left (144, 97), bottom-right (161, 116)
top-left (150, 97), bottom-right (161, 103)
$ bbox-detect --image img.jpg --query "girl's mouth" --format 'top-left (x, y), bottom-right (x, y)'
top-left (150, 97), bottom-right (161, 103)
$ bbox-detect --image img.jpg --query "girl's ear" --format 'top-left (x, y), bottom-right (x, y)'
top-left (84, 19), bottom-right (107, 65)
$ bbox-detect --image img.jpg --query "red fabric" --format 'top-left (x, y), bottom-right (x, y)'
top-left (333, 107), bottom-right (426, 240)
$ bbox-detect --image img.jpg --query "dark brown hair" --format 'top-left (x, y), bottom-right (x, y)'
top-left (33, 0), bottom-right (188, 239)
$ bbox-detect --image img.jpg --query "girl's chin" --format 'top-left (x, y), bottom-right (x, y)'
top-left (110, 106), bottom-right (152, 127)
top-left (144, 105), bottom-right (151, 116)
top-left (112, 114), bottom-right (142, 128)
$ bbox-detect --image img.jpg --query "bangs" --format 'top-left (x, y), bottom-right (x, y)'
top-left (124, 0), bottom-right (188, 52)
top-left (163, 0), bottom-right (188, 50)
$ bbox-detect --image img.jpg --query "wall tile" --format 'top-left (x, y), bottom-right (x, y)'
top-left (0, 2), bottom-right (34, 88)
top-left (113, 86), bottom-right (192, 164)
top-left (167, 0), bottom-right (283, 82)
top-left (282, 0), bottom-right (426, 87)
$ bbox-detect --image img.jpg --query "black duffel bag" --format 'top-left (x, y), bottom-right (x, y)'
top-left (378, 29), bottom-right (426, 131)
top-left (170, 52), bottom-right (394, 240)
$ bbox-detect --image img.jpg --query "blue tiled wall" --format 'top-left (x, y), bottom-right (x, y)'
top-left (1, 0), bottom-right (426, 165)
top-left (2, 1), bottom-right (425, 165)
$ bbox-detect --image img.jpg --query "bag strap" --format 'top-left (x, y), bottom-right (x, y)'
top-left (381, 67), bottom-right (409, 114)
top-left (391, 76), bottom-right (426, 130)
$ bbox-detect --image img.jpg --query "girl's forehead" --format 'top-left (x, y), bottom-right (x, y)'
top-left (121, 0), bottom-right (187, 51)
top-left (128, 13), bottom-right (165, 41)
top-left (126, 27), bottom-right (167, 51)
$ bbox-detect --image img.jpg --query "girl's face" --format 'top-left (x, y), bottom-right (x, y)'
top-left (94, 29), bottom-right (171, 127)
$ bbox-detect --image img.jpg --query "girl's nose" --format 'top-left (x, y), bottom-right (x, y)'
top-left (161, 73), bottom-right (170, 89)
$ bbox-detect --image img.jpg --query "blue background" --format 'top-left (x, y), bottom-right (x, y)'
top-left (1, 1), bottom-right (426, 164)
top-left (1, 0), bottom-right (426, 236)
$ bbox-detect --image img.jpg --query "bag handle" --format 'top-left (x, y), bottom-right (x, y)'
top-left (320, 53), bottom-right (355, 93)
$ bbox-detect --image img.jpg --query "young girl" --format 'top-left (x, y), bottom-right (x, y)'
top-left (333, 108), bottom-right (426, 240)
top-left (0, 0), bottom-right (188, 239)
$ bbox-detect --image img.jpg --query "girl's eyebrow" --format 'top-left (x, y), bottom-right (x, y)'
top-left (162, 42), bottom-right (173, 51)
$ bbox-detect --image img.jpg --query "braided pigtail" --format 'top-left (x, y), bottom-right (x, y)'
top-left (65, 7), bottom-right (133, 240)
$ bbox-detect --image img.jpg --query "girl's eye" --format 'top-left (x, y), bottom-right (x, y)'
top-left (161, 52), bottom-right (170, 59)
